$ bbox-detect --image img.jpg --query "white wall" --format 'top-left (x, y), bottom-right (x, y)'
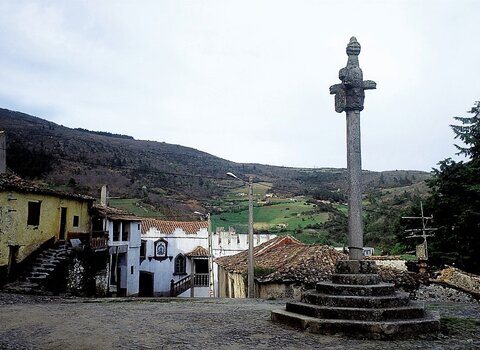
top-left (213, 229), bottom-right (274, 257)
top-left (107, 220), bottom-right (141, 296)
top-left (127, 221), bottom-right (141, 295)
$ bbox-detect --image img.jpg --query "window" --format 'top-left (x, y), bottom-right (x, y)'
top-left (121, 222), bottom-right (129, 241)
top-left (72, 215), bottom-right (79, 227)
top-left (27, 201), bottom-right (41, 226)
top-left (113, 221), bottom-right (120, 241)
top-left (174, 254), bottom-right (186, 275)
top-left (140, 240), bottom-right (147, 263)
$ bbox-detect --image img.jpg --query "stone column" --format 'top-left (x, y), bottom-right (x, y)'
top-left (329, 37), bottom-right (376, 260)
top-left (346, 110), bottom-right (364, 260)
top-left (0, 131), bottom-right (5, 174)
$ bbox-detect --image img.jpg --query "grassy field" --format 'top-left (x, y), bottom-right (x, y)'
top-left (108, 198), bottom-right (165, 217)
top-left (107, 195), bottom-right (335, 244)
top-left (212, 197), bottom-right (330, 237)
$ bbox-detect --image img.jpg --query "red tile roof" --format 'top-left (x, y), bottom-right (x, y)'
top-left (215, 235), bottom-right (348, 284)
top-left (186, 246), bottom-right (209, 257)
top-left (142, 218), bottom-right (208, 235)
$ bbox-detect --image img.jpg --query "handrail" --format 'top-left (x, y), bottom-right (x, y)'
top-left (170, 275), bottom-right (191, 296)
top-left (170, 273), bottom-right (209, 296)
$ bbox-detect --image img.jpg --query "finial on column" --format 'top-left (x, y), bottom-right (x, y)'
top-left (329, 37), bottom-right (376, 113)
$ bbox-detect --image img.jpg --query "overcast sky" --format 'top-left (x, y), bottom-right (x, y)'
top-left (0, 1), bottom-right (478, 172)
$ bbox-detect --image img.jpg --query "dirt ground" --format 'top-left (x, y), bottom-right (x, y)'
top-left (0, 293), bottom-right (479, 350)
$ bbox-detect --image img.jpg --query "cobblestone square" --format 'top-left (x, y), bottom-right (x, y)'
top-left (0, 293), bottom-right (479, 349)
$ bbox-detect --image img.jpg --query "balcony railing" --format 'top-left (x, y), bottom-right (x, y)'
top-left (170, 273), bottom-right (210, 296)
top-left (90, 237), bottom-right (108, 251)
top-left (194, 273), bottom-right (209, 287)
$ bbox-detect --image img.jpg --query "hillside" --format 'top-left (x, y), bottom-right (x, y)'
top-left (0, 108), bottom-right (431, 220)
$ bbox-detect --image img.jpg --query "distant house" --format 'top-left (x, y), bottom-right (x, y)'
top-left (0, 173), bottom-right (94, 283)
top-left (139, 220), bottom-right (275, 297)
top-left (216, 235), bottom-right (347, 299)
top-left (213, 227), bottom-right (274, 258)
top-left (140, 219), bottom-right (211, 297)
top-left (90, 205), bottom-right (141, 296)
top-left (333, 246), bottom-right (374, 257)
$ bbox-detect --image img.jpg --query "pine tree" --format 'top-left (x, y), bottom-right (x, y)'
top-left (425, 101), bottom-right (480, 273)
top-left (450, 101), bottom-right (480, 159)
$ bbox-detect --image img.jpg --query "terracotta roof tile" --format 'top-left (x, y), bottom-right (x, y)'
top-left (186, 246), bottom-right (209, 257)
top-left (142, 219), bottom-right (208, 235)
top-left (215, 235), bottom-right (348, 284)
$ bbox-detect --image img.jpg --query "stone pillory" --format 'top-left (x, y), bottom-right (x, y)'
top-left (329, 37), bottom-right (375, 261)
top-left (271, 37), bottom-right (440, 339)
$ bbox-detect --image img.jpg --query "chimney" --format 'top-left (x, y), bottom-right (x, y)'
top-left (0, 131), bottom-right (5, 174)
top-left (100, 185), bottom-right (108, 206)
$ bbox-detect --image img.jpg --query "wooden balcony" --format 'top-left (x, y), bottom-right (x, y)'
top-left (90, 237), bottom-right (108, 251)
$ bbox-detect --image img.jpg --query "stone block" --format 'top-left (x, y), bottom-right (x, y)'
top-left (271, 308), bottom-right (440, 340)
top-left (302, 290), bottom-right (411, 308)
top-left (316, 281), bottom-right (395, 296)
top-left (332, 273), bottom-right (380, 285)
top-left (335, 260), bottom-right (378, 274)
top-left (285, 301), bottom-right (426, 321)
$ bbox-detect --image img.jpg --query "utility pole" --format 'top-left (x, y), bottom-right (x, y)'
top-left (402, 201), bottom-right (437, 272)
top-left (207, 213), bottom-right (215, 297)
top-left (247, 176), bottom-right (254, 298)
top-left (226, 172), bottom-right (255, 298)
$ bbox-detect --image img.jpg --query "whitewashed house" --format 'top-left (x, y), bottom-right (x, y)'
top-left (139, 220), bottom-right (275, 297)
top-left (140, 219), bottom-right (210, 297)
top-left (213, 227), bottom-right (274, 258)
top-left (91, 205), bottom-right (141, 296)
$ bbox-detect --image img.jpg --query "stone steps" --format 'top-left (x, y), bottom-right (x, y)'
top-left (286, 301), bottom-right (426, 321)
top-left (302, 290), bottom-right (411, 308)
top-left (3, 242), bottom-right (71, 295)
top-left (31, 266), bottom-right (55, 274)
top-left (316, 281), bottom-right (396, 296)
top-left (332, 273), bottom-right (380, 285)
top-left (271, 308), bottom-right (441, 340)
top-left (271, 260), bottom-right (440, 339)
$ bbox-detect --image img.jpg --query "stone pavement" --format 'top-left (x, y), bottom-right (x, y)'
top-left (0, 293), bottom-right (479, 349)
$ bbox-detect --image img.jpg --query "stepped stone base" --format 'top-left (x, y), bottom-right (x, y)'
top-left (271, 308), bottom-right (440, 340)
top-left (271, 260), bottom-right (440, 339)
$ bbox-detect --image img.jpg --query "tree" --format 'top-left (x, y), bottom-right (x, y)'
top-left (450, 101), bottom-right (480, 159)
top-left (425, 101), bottom-right (480, 273)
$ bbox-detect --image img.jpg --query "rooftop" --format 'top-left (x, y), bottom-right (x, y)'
top-left (0, 173), bottom-right (94, 202)
top-left (142, 218), bottom-right (208, 235)
top-left (215, 235), bottom-right (348, 284)
top-left (186, 246), bottom-right (209, 257)
top-left (91, 204), bottom-right (141, 221)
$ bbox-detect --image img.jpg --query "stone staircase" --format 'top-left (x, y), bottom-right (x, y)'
top-left (3, 242), bottom-right (71, 295)
top-left (271, 260), bottom-right (440, 339)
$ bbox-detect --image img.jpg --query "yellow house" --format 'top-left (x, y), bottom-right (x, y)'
top-left (0, 173), bottom-right (94, 282)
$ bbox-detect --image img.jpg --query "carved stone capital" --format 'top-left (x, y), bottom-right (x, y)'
top-left (330, 37), bottom-right (376, 113)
